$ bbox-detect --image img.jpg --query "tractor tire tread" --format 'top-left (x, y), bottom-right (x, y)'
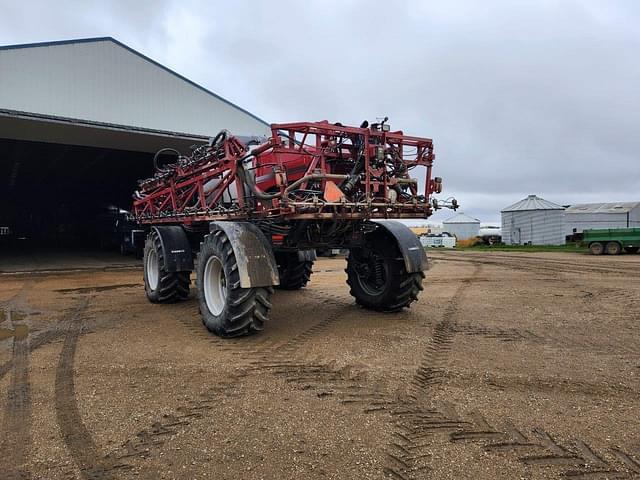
top-left (197, 231), bottom-right (272, 337)
top-left (144, 231), bottom-right (191, 304)
top-left (275, 253), bottom-right (314, 290)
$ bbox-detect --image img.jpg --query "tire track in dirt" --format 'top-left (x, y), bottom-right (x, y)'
top-left (90, 289), bottom-right (358, 477)
top-left (461, 252), bottom-right (640, 275)
top-left (173, 288), bottom-right (352, 364)
top-left (431, 406), bottom-right (640, 479)
top-left (380, 259), bottom-right (640, 479)
top-left (244, 294), bottom-right (392, 409)
top-left (432, 254), bottom-right (640, 357)
top-left (0, 290), bottom-right (119, 382)
top-left (0, 325), bottom-right (74, 382)
top-left (0, 280), bottom-right (37, 480)
top-left (170, 289), bottom-right (361, 396)
top-left (92, 375), bottom-right (246, 478)
top-left (54, 296), bottom-right (126, 480)
top-left (451, 322), bottom-right (541, 343)
top-left (0, 309), bottom-right (32, 480)
top-left (431, 253), bottom-right (640, 277)
top-left (383, 263), bottom-right (481, 479)
top-left (0, 279), bottom-right (32, 308)
top-left (0, 280), bottom-right (80, 382)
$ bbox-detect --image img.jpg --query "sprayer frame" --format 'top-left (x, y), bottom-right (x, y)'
top-left (133, 121), bottom-right (440, 226)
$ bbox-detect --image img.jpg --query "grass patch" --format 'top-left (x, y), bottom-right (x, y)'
top-left (457, 244), bottom-right (584, 253)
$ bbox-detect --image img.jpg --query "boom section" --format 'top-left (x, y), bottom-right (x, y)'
top-left (133, 120), bottom-right (442, 224)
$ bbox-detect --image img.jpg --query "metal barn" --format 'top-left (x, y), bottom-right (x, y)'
top-left (442, 212), bottom-right (481, 240)
top-left (564, 202), bottom-right (640, 236)
top-left (0, 37), bottom-right (269, 249)
top-left (501, 195), bottom-right (565, 245)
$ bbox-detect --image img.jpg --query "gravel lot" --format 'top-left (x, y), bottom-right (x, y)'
top-left (1, 250), bottom-right (639, 479)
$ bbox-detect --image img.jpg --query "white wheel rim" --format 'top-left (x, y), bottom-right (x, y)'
top-left (204, 256), bottom-right (227, 315)
top-left (146, 249), bottom-right (159, 290)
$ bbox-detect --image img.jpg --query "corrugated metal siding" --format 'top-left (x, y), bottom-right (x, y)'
top-left (442, 222), bottom-right (480, 240)
top-left (0, 40), bottom-right (270, 137)
top-left (632, 206), bottom-right (640, 226)
top-left (501, 210), bottom-right (565, 245)
top-left (564, 210), bottom-right (640, 236)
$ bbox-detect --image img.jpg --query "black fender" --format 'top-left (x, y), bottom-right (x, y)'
top-left (151, 226), bottom-right (194, 272)
top-left (209, 221), bottom-right (280, 288)
top-left (369, 220), bottom-right (428, 273)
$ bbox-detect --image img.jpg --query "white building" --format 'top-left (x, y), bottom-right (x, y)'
top-left (0, 37), bottom-right (270, 149)
top-left (442, 212), bottom-right (481, 240)
top-left (564, 202), bottom-right (640, 236)
top-left (0, 37), bottom-right (269, 246)
top-left (501, 195), bottom-right (565, 245)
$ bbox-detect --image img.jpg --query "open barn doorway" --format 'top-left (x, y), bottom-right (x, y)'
top-left (0, 138), bottom-right (156, 271)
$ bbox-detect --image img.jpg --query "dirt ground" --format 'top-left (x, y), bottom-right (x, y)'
top-left (1, 250), bottom-right (639, 480)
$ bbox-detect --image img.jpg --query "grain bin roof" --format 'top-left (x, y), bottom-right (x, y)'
top-left (566, 202), bottom-right (640, 214)
top-left (502, 195), bottom-right (564, 212)
top-left (443, 212), bottom-right (480, 224)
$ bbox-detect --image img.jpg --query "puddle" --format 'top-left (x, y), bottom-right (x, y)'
top-left (14, 324), bottom-right (29, 339)
top-left (0, 328), bottom-right (13, 341)
top-left (0, 325), bottom-right (29, 341)
top-left (55, 283), bottom-right (141, 294)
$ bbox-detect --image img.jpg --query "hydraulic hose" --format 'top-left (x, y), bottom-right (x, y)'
top-left (236, 159), bottom-right (282, 200)
top-left (210, 130), bottom-right (227, 146)
top-left (153, 148), bottom-right (181, 172)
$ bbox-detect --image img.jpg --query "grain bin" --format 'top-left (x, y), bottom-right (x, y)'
top-left (442, 212), bottom-right (481, 240)
top-left (501, 195), bottom-right (565, 245)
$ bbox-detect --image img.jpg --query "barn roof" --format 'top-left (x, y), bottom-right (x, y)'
top-left (565, 202), bottom-right (640, 214)
top-left (0, 36), bottom-right (268, 127)
top-left (502, 195), bottom-right (564, 213)
top-left (0, 37), bottom-right (270, 152)
top-left (443, 212), bottom-right (481, 224)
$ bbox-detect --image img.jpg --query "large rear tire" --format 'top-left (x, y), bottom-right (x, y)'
top-left (605, 241), bottom-right (622, 255)
top-left (196, 230), bottom-right (273, 337)
top-left (346, 233), bottom-right (424, 312)
top-left (275, 252), bottom-right (313, 290)
top-left (143, 231), bottom-right (190, 303)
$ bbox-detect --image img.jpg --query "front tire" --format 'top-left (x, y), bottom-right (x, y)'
top-left (589, 242), bottom-right (604, 255)
top-left (624, 247), bottom-right (639, 254)
top-left (143, 231), bottom-right (190, 303)
top-left (196, 230), bottom-right (273, 337)
top-left (346, 236), bottom-right (424, 312)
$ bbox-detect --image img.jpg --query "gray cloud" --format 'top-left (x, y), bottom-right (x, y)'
top-left (2, 0), bottom-right (639, 223)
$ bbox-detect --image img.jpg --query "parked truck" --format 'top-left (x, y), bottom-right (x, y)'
top-left (132, 119), bottom-right (456, 337)
top-left (582, 228), bottom-right (640, 255)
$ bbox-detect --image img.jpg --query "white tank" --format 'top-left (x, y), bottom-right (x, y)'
top-left (479, 226), bottom-right (502, 237)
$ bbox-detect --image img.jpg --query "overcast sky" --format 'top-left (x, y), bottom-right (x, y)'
top-left (2, 0), bottom-right (639, 224)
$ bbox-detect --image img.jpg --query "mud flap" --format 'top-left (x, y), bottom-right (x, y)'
top-left (209, 221), bottom-right (280, 288)
top-left (151, 226), bottom-right (194, 272)
top-left (368, 220), bottom-right (428, 273)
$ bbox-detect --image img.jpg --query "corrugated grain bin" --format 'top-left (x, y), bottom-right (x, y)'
top-left (442, 212), bottom-right (481, 240)
top-left (501, 195), bottom-right (565, 245)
